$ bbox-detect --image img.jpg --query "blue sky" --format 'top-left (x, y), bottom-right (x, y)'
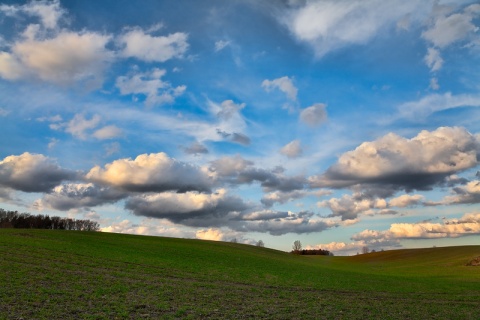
top-left (1, 0), bottom-right (480, 255)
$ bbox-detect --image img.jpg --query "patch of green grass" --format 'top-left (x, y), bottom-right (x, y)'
top-left (1, 229), bottom-right (479, 319)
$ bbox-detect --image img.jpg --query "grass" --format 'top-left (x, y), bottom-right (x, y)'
top-left (1, 229), bottom-right (479, 319)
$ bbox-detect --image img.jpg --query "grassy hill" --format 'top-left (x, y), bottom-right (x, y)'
top-left (1, 229), bottom-right (479, 319)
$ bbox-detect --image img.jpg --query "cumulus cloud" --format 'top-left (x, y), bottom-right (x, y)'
top-left (299, 103), bottom-right (327, 127)
top-left (318, 193), bottom-right (388, 221)
top-left (196, 228), bottom-right (225, 241)
top-left (118, 27), bottom-right (188, 62)
top-left (125, 188), bottom-right (251, 224)
top-left (307, 239), bottom-right (400, 256)
top-left (432, 180), bottom-right (480, 205)
top-left (209, 155), bottom-right (253, 177)
top-left (388, 194), bottom-right (424, 208)
top-left (123, 181), bottom-right (334, 235)
top-left (262, 76), bottom-right (298, 101)
top-left (352, 212), bottom-right (480, 241)
top-left (0, 30), bottom-right (113, 86)
top-left (242, 209), bottom-right (290, 221)
top-left (195, 228), bottom-right (255, 244)
top-left (280, 140), bottom-right (302, 158)
top-left (238, 212), bottom-right (335, 236)
top-left (35, 183), bottom-right (126, 211)
top-left (280, 0), bottom-right (428, 58)
top-left (310, 127), bottom-right (480, 192)
top-left (86, 152), bottom-right (212, 193)
top-left (210, 155), bottom-right (306, 192)
top-left (116, 68), bottom-right (186, 106)
top-left (101, 218), bottom-right (195, 239)
top-left (247, 170), bottom-right (306, 192)
top-left (0, 152), bottom-right (75, 192)
top-left (261, 189), bottom-right (331, 208)
top-left (0, 2), bottom-right (191, 87)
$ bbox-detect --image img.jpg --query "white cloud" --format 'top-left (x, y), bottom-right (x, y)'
top-left (422, 4), bottom-right (480, 48)
top-left (0, 52), bottom-right (27, 80)
top-left (352, 212), bottom-right (480, 241)
top-left (93, 125), bottom-right (122, 140)
top-left (35, 182), bottom-right (126, 211)
top-left (118, 27), bottom-right (188, 62)
top-left (311, 127), bottom-right (480, 191)
top-left (209, 155), bottom-right (253, 177)
top-left (388, 194), bottom-right (424, 207)
top-left (236, 211), bottom-right (336, 236)
top-left (280, 140), bottom-right (303, 158)
top-left (116, 68), bottom-right (186, 106)
top-left (208, 99), bottom-right (249, 145)
top-left (0, 31), bottom-right (113, 86)
top-left (0, 0), bottom-right (65, 30)
top-left (65, 114), bottom-right (101, 140)
top-left (125, 188), bottom-right (253, 225)
top-left (318, 193), bottom-right (388, 221)
top-left (429, 77), bottom-right (440, 90)
top-left (129, 189), bottom-right (229, 216)
top-left (86, 152), bottom-right (212, 193)
top-left (216, 100), bottom-right (246, 120)
top-left (101, 219), bottom-right (195, 239)
top-left (48, 138), bottom-right (59, 149)
top-left (398, 92), bottom-right (480, 120)
top-left (262, 76), bottom-right (298, 101)
top-left (261, 189), bottom-right (331, 208)
top-left (307, 241), bottom-right (369, 255)
top-left (299, 103), bottom-right (327, 127)
top-left (51, 114), bottom-right (121, 141)
top-left (433, 180), bottom-right (480, 205)
top-left (196, 228), bottom-right (225, 241)
top-left (424, 47), bottom-right (444, 72)
top-left (281, 0), bottom-right (428, 58)
top-left (214, 40), bottom-right (230, 52)
top-left (209, 155), bottom-right (306, 192)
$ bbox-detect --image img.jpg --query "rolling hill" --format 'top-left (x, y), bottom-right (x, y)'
top-left (1, 229), bottom-right (479, 319)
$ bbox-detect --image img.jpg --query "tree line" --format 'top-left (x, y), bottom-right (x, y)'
top-left (293, 249), bottom-right (333, 256)
top-left (0, 208), bottom-right (100, 231)
top-left (291, 240), bottom-right (333, 256)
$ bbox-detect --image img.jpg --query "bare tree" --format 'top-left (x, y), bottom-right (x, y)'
top-left (292, 240), bottom-right (302, 253)
top-left (256, 240), bottom-right (264, 247)
top-left (362, 246), bottom-right (369, 254)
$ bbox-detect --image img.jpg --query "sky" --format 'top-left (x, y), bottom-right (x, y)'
top-left (0, 0), bottom-right (480, 255)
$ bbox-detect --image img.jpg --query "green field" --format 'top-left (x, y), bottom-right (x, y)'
top-left (1, 229), bottom-right (479, 319)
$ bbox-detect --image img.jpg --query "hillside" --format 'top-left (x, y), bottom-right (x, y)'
top-left (1, 229), bottom-right (479, 319)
